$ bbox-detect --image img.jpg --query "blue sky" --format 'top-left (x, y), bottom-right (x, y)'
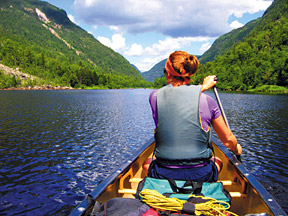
top-left (42, 0), bottom-right (272, 72)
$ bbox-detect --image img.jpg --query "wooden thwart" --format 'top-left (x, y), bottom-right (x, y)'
top-left (128, 178), bottom-right (234, 185)
top-left (118, 188), bottom-right (243, 198)
top-left (129, 178), bottom-right (143, 183)
top-left (118, 189), bottom-right (137, 194)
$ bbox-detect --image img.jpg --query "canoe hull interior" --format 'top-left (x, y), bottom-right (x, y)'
top-left (70, 137), bottom-right (286, 216)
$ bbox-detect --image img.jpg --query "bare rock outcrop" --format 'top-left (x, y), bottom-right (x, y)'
top-left (0, 63), bottom-right (38, 81)
top-left (0, 63), bottom-right (73, 90)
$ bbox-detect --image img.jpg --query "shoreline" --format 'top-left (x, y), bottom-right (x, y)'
top-left (0, 86), bottom-right (74, 90)
top-left (1, 87), bottom-right (287, 94)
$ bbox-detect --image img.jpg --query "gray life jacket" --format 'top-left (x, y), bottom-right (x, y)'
top-left (155, 84), bottom-right (212, 166)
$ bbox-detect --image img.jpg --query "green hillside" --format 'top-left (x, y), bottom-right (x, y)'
top-left (141, 59), bottom-right (166, 82)
top-left (194, 0), bottom-right (288, 92)
top-left (0, 0), bottom-right (150, 89)
top-left (199, 19), bottom-right (260, 64)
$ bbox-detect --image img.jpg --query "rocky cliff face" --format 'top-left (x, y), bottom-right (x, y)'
top-left (0, 63), bottom-right (38, 81)
top-left (35, 8), bottom-right (83, 56)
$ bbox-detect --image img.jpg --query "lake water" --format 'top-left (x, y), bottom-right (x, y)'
top-left (0, 89), bottom-right (287, 215)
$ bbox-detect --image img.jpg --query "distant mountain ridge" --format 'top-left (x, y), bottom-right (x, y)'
top-left (199, 18), bottom-right (260, 64)
top-left (141, 59), bottom-right (166, 82)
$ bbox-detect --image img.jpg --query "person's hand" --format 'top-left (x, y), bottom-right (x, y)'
top-left (235, 144), bottom-right (242, 155)
top-left (201, 75), bottom-right (217, 92)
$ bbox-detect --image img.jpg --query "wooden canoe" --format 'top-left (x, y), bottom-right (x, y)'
top-left (69, 137), bottom-right (287, 216)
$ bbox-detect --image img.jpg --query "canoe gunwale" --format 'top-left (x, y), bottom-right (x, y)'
top-left (212, 137), bottom-right (287, 216)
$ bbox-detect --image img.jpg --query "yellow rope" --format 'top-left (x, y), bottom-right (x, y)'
top-left (139, 189), bottom-right (239, 216)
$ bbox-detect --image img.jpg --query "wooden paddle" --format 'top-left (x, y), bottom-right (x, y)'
top-left (213, 78), bottom-right (242, 162)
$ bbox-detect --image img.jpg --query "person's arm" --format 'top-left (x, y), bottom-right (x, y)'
top-left (212, 115), bottom-right (242, 155)
top-left (149, 90), bottom-right (158, 127)
top-left (201, 75), bottom-right (217, 92)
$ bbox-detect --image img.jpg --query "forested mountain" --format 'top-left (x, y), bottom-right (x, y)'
top-left (194, 0), bottom-right (288, 91)
top-left (141, 59), bottom-right (166, 82)
top-left (199, 19), bottom-right (260, 64)
top-left (147, 0), bottom-right (288, 92)
top-left (0, 0), bottom-right (150, 89)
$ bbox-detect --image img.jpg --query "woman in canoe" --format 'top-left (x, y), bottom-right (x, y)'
top-left (147, 51), bottom-right (242, 182)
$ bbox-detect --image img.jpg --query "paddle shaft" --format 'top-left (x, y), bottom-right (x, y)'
top-left (212, 82), bottom-right (242, 162)
top-left (213, 86), bottom-right (230, 129)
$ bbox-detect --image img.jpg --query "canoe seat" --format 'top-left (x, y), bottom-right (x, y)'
top-left (229, 192), bottom-right (243, 197)
top-left (129, 178), bottom-right (143, 183)
top-left (128, 179), bottom-right (233, 185)
top-left (118, 187), bottom-right (243, 198)
top-left (129, 178), bottom-right (233, 185)
top-left (218, 180), bottom-right (234, 185)
top-left (118, 189), bottom-right (137, 194)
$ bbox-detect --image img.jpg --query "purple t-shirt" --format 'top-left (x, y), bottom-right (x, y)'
top-left (149, 89), bottom-right (221, 131)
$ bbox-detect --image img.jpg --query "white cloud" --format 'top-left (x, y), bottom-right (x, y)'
top-left (97, 34), bottom-right (126, 52)
top-left (74, 0), bottom-right (272, 37)
top-left (231, 0), bottom-right (272, 18)
top-left (111, 34), bottom-right (126, 51)
top-left (83, 0), bottom-right (97, 7)
top-left (109, 26), bottom-right (122, 34)
top-left (142, 36), bottom-right (212, 56)
top-left (127, 36), bottom-right (213, 71)
top-left (68, 14), bottom-right (78, 24)
top-left (136, 56), bottom-right (166, 72)
top-left (125, 43), bottom-right (144, 56)
top-left (200, 42), bottom-right (211, 53)
top-left (230, 20), bottom-right (244, 29)
top-left (97, 36), bottom-right (111, 47)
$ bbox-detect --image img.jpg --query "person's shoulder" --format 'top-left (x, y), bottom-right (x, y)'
top-left (201, 93), bottom-right (221, 118)
top-left (201, 93), bottom-right (217, 105)
top-left (201, 92), bottom-right (213, 99)
top-left (149, 89), bottom-right (158, 100)
top-left (150, 89), bottom-right (158, 96)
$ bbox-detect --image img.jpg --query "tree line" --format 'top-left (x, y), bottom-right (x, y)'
top-left (195, 17), bottom-right (288, 92)
top-left (0, 38), bottom-right (152, 89)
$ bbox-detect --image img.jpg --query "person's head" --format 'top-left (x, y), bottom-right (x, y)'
top-left (164, 51), bottom-right (199, 86)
